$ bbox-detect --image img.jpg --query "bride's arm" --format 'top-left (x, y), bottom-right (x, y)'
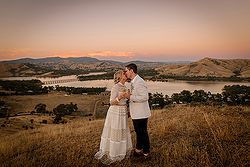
top-left (110, 85), bottom-right (122, 105)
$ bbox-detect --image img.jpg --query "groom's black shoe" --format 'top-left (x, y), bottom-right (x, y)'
top-left (133, 149), bottom-right (143, 157)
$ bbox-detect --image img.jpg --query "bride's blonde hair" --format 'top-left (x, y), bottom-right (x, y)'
top-left (114, 70), bottom-right (123, 84)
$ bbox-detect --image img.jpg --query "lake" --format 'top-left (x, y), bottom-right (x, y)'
top-left (46, 79), bottom-right (250, 96)
top-left (1, 74), bottom-right (249, 96)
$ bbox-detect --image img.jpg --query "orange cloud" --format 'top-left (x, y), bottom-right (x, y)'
top-left (87, 51), bottom-right (135, 58)
top-left (0, 48), bottom-right (31, 55)
top-left (1, 48), bottom-right (249, 62)
top-left (50, 53), bottom-right (83, 58)
top-left (49, 50), bottom-right (136, 59)
top-left (0, 49), bottom-right (137, 61)
top-left (0, 48), bottom-right (36, 60)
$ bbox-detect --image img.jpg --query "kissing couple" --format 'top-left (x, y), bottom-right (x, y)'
top-left (95, 63), bottom-right (151, 165)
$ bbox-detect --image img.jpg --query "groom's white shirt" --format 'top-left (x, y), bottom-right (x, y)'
top-left (129, 75), bottom-right (151, 119)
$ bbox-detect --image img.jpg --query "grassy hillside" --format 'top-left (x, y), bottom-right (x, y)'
top-left (0, 57), bottom-right (164, 77)
top-left (0, 63), bottom-right (36, 77)
top-left (0, 105), bottom-right (249, 167)
top-left (156, 57), bottom-right (250, 78)
top-left (1, 92), bottom-right (109, 115)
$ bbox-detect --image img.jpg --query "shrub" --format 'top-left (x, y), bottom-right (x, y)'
top-left (53, 102), bottom-right (78, 116)
top-left (53, 115), bottom-right (62, 124)
top-left (41, 120), bottom-right (48, 124)
top-left (35, 103), bottom-right (47, 113)
top-left (0, 101), bottom-right (8, 118)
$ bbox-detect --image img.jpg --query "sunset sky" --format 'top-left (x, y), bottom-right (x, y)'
top-left (0, 0), bottom-right (249, 62)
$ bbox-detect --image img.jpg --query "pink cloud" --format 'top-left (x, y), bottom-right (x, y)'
top-left (0, 49), bottom-right (137, 61)
top-left (87, 51), bottom-right (135, 58)
top-left (0, 48), bottom-right (35, 60)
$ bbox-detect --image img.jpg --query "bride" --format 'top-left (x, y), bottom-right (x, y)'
top-left (95, 70), bottom-right (132, 165)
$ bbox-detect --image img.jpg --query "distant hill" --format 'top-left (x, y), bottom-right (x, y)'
top-left (4, 57), bottom-right (246, 79)
top-left (156, 57), bottom-right (250, 78)
top-left (0, 56), bottom-right (170, 77)
top-left (1, 57), bottom-right (101, 64)
top-left (0, 63), bottom-right (45, 77)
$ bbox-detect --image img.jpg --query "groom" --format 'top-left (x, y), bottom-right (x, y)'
top-left (124, 63), bottom-right (151, 158)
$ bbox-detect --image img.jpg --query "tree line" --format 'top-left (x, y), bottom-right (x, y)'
top-left (0, 101), bottom-right (78, 124)
top-left (0, 80), bottom-right (48, 95)
top-left (34, 102), bottom-right (78, 123)
top-left (0, 85), bottom-right (249, 119)
top-left (0, 80), bottom-right (107, 95)
top-left (52, 85), bottom-right (106, 95)
top-left (149, 85), bottom-right (250, 109)
top-left (152, 75), bottom-right (250, 82)
top-left (78, 72), bottom-right (114, 81)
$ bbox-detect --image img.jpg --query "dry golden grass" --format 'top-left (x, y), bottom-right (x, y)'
top-left (1, 92), bottom-right (109, 115)
top-left (156, 58), bottom-right (250, 78)
top-left (0, 105), bottom-right (249, 167)
top-left (0, 115), bottom-right (54, 138)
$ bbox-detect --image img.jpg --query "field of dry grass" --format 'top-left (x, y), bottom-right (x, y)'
top-left (0, 93), bottom-right (109, 137)
top-left (1, 92), bottom-right (109, 115)
top-left (0, 105), bottom-right (249, 167)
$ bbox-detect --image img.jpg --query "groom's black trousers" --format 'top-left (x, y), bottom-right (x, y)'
top-left (132, 118), bottom-right (150, 154)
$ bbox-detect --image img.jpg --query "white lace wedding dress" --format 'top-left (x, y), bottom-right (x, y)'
top-left (95, 83), bottom-right (132, 165)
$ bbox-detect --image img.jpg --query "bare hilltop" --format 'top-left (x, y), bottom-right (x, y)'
top-left (1, 57), bottom-right (249, 81)
top-left (0, 56), bottom-right (164, 77)
top-left (156, 57), bottom-right (250, 78)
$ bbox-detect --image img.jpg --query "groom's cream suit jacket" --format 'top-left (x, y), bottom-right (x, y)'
top-left (129, 75), bottom-right (151, 120)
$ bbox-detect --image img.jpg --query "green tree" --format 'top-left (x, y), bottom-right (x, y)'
top-left (210, 93), bottom-right (223, 105)
top-left (153, 93), bottom-right (165, 108)
top-left (35, 103), bottom-right (47, 113)
top-left (53, 103), bottom-right (78, 116)
top-left (192, 90), bottom-right (208, 103)
top-left (171, 93), bottom-right (181, 104)
top-left (179, 90), bottom-right (192, 103)
top-left (53, 114), bottom-right (62, 124)
top-left (222, 85), bottom-right (250, 105)
top-left (164, 94), bottom-right (171, 105)
top-left (0, 101), bottom-right (8, 118)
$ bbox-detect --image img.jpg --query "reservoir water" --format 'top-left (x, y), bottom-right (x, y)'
top-left (1, 74), bottom-right (249, 96)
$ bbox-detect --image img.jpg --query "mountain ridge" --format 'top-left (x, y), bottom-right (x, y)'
top-left (156, 57), bottom-right (250, 78)
top-left (0, 56), bottom-right (190, 65)
top-left (0, 56), bottom-right (167, 77)
top-left (1, 56), bottom-right (101, 64)
top-left (0, 57), bottom-right (249, 78)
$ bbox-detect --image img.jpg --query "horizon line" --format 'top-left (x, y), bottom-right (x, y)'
top-left (1, 56), bottom-right (249, 63)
